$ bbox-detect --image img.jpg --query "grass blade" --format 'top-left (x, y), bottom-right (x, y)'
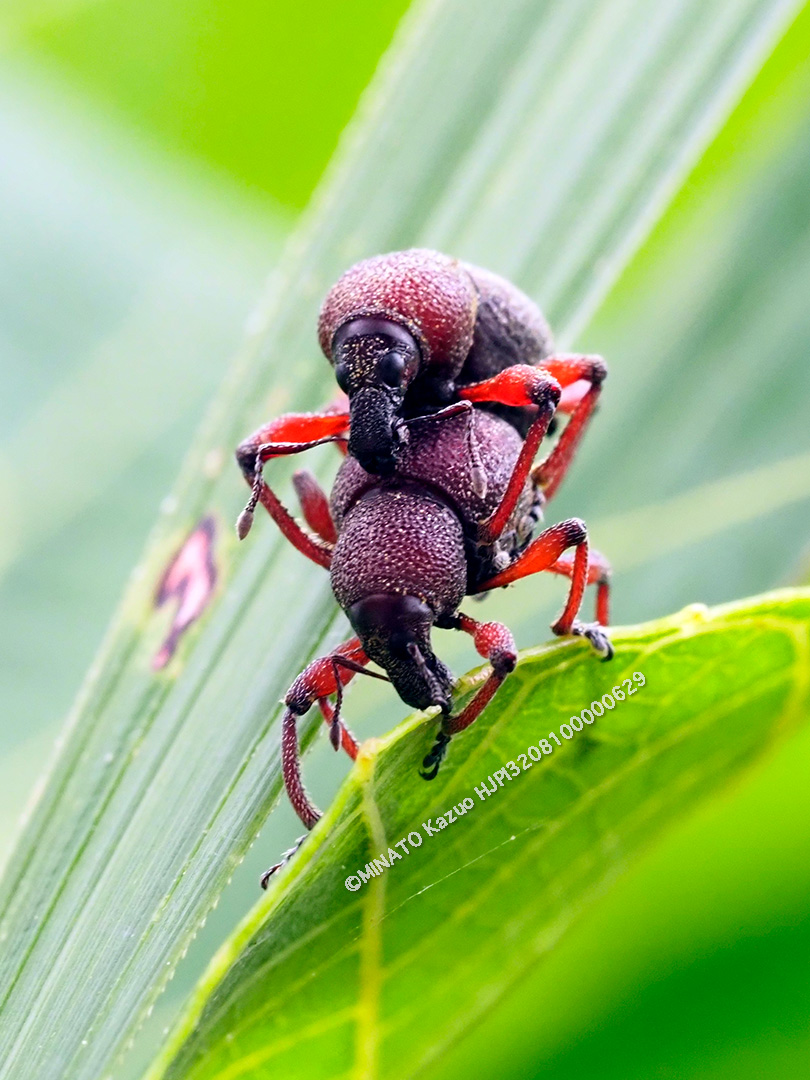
top-left (0, 1), bottom-right (800, 1078)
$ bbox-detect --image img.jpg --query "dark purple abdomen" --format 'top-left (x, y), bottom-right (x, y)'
top-left (457, 263), bottom-right (554, 437)
top-left (330, 484), bottom-right (467, 618)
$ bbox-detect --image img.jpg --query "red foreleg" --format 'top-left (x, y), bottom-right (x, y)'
top-left (292, 469), bottom-right (337, 544)
top-left (421, 614), bottom-right (517, 780)
top-left (234, 407), bottom-right (349, 565)
top-left (447, 615), bottom-right (517, 735)
top-left (532, 354), bottom-right (606, 502)
top-left (261, 636), bottom-right (390, 887)
top-left (237, 407), bottom-right (350, 469)
top-left (459, 366), bottom-right (561, 544)
top-left (317, 698), bottom-right (358, 758)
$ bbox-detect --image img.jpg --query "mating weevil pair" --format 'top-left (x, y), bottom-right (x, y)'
top-left (235, 249), bottom-right (613, 885)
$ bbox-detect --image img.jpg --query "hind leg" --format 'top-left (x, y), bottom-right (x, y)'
top-left (475, 519), bottom-right (613, 659)
top-left (546, 546), bottom-right (611, 627)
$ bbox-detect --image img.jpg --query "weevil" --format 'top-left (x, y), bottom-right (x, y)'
top-left (235, 250), bottom-right (612, 885)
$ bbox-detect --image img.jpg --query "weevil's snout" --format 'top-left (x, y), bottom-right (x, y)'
top-left (400, 640), bottom-right (454, 714)
top-left (331, 317), bottom-right (420, 475)
top-left (347, 593), bottom-right (453, 713)
top-left (346, 387), bottom-right (402, 474)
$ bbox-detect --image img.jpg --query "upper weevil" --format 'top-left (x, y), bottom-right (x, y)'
top-left (235, 249), bottom-right (612, 885)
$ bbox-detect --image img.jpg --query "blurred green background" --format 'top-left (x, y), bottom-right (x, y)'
top-left (2, 2), bottom-right (810, 1078)
top-left (0, 0), bottom-right (407, 855)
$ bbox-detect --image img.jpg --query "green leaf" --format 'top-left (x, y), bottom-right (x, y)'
top-left (0, 58), bottom-right (288, 861)
top-left (148, 590), bottom-right (810, 1080)
top-left (0, 1), bottom-right (805, 1078)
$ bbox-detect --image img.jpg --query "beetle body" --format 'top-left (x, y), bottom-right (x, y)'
top-left (330, 408), bottom-right (538, 711)
top-left (234, 250), bottom-right (612, 884)
top-left (317, 250), bottom-right (554, 472)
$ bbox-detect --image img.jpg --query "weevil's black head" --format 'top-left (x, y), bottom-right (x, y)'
top-left (346, 593), bottom-right (453, 713)
top-left (331, 318), bottom-right (421, 475)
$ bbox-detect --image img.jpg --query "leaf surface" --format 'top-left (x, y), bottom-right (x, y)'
top-left (150, 591), bottom-right (810, 1080)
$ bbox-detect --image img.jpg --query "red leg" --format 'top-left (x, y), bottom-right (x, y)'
top-left (292, 469), bottom-right (337, 544)
top-left (260, 639), bottom-right (378, 889)
top-left (278, 637), bottom-right (388, 830)
top-left (234, 407), bottom-right (349, 565)
top-left (547, 547), bottom-right (611, 626)
top-left (532, 354), bottom-right (606, 502)
top-left (236, 407), bottom-right (350, 470)
top-left (421, 613), bottom-right (517, 780)
top-left (447, 615), bottom-right (517, 735)
top-left (459, 366), bottom-right (561, 544)
top-left (476, 518), bottom-right (613, 658)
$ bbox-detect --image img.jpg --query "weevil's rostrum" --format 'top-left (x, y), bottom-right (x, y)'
top-left (235, 249), bottom-right (612, 886)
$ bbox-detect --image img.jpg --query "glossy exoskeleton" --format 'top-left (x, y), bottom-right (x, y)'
top-left (235, 250), bottom-right (612, 885)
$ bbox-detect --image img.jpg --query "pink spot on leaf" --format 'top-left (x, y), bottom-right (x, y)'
top-left (153, 516), bottom-right (217, 670)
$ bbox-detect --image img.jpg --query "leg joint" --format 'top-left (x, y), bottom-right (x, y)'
top-left (285, 678), bottom-right (314, 715)
top-left (564, 517), bottom-right (588, 546)
top-left (235, 441), bottom-right (258, 480)
top-left (531, 370), bottom-right (562, 409)
top-left (491, 648), bottom-right (517, 678)
top-left (588, 356), bottom-right (608, 387)
top-left (468, 618), bottom-right (517, 675)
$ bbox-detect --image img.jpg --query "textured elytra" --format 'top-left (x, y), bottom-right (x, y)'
top-left (318, 249), bottom-right (478, 375)
top-left (458, 262), bottom-right (554, 382)
top-left (330, 485), bottom-right (467, 617)
top-left (319, 249), bottom-right (557, 438)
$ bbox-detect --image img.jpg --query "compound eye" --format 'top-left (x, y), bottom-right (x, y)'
top-left (334, 361), bottom-right (350, 392)
top-left (378, 350), bottom-right (407, 388)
